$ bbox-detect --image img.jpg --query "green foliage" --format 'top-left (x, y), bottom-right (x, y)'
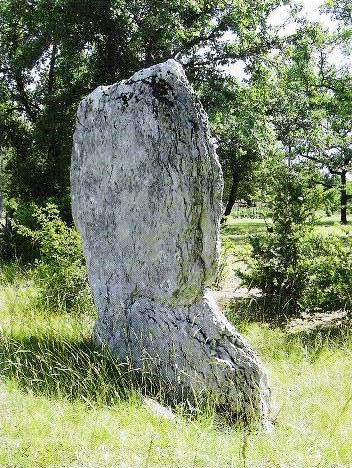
top-left (0, 197), bottom-right (72, 262)
top-left (300, 233), bottom-right (352, 312)
top-left (267, 23), bottom-right (352, 222)
top-left (0, 199), bottom-right (40, 262)
top-left (242, 163), bottom-right (352, 316)
top-left (0, 260), bottom-right (27, 285)
top-left (242, 162), bottom-right (322, 317)
top-left (322, 182), bottom-right (340, 216)
top-left (0, 0), bottom-right (291, 224)
top-left (17, 203), bottom-right (92, 312)
top-left (201, 72), bottom-right (277, 214)
top-left (0, 0), bottom-right (350, 226)
top-left (325, 0), bottom-right (352, 25)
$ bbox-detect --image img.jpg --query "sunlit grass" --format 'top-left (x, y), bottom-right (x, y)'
top-left (221, 217), bottom-right (267, 243)
top-left (222, 212), bottom-right (352, 241)
top-left (0, 224), bottom-right (352, 466)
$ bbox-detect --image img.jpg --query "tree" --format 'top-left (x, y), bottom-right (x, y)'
top-left (295, 40), bottom-right (352, 223)
top-left (262, 24), bottom-right (352, 223)
top-left (241, 161), bottom-right (322, 317)
top-left (325, 0), bottom-right (352, 25)
top-left (0, 1), bottom-right (91, 214)
top-left (0, 0), bottom-right (292, 219)
top-left (201, 73), bottom-right (276, 219)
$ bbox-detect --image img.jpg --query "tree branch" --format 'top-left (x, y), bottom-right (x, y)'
top-left (300, 152), bottom-right (343, 176)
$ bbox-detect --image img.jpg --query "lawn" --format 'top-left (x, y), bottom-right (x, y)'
top-left (221, 213), bottom-right (352, 243)
top-left (0, 216), bottom-right (351, 467)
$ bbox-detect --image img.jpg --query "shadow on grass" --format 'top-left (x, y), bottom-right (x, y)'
top-left (315, 217), bottom-right (352, 227)
top-left (0, 334), bottom-right (146, 406)
top-left (226, 296), bottom-right (352, 356)
top-left (0, 333), bottom-right (212, 417)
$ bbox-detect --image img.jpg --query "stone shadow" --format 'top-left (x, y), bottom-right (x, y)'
top-left (0, 333), bottom-right (138, 405)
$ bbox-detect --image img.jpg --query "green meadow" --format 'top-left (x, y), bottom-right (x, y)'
top-left (1, 217), bottom-right (351, 467)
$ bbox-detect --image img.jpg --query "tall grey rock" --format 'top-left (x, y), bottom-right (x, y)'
top-left (71, 60), bottom-right (270, 423)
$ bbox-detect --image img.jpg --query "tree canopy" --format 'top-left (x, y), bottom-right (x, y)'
top-left (0, 0), bottom-right (351, 224)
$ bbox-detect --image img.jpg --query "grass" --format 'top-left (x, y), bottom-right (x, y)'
top-left (1, 217), bottom-right (352, 467)
top-left (221, 217), bottom-right (267, 243)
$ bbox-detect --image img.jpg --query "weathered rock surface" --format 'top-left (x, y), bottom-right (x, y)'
top-left (71, 59), bottom-right (270, 422)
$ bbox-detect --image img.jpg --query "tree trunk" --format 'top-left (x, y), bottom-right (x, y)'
top-left (222, 169), bottom-right (240, 219)
top-left (340, 170), bottom-right (348, 224)
top-left (71, 60), bottom-right (271, 425)
top-left (47, 43), bottom-right (57, 96)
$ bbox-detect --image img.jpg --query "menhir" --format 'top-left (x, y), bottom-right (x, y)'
top-left (71, 59), bottom-right (270, 423)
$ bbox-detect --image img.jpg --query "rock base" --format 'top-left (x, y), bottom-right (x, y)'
top-left (95, 291), bottom-right (270, 422)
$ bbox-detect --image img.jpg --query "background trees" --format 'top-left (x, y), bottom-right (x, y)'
top-left (0, 0), bottom-right (351, 259)
top-left (250, 20), bottom-right (352, 223)
top-left (0, 0), bottom-right (286, 216)
top-left (202, 73), bottom-right (276, 219)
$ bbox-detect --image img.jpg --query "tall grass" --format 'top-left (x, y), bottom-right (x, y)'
top-left (0, 255), bottom-right (352, 466)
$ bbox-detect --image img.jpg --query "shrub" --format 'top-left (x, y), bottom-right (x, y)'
top-left (0, 196), bottom-right (73, 263)
top-left (0, 199), bottom-right (40, 262)
top-left (235, 160), bottom-right (352, 317)
top-left (18, 203), bottom-right (93, 312)
top-left (300, 233), bottom-right (352, 312)
top-left (241, 162), bottom-right (322, 318)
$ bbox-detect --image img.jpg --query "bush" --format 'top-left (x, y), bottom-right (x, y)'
top-left (241, 162), bottom-right (322, 318)
top-left (18, 203), bottom-right (93, 312)
top-left (242, 232), bottom-right (307, 317)
top-left (0, 195), bottom-right (74, 263)
top-left (0, 200), bottom-right (40, 262)
top-left (301, 233), bottom-right (352, 312)
top-left (242, 162), bottom-right (352, 316)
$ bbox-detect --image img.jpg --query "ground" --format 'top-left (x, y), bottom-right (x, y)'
top-left (0, 214), bottom-right (351, 467)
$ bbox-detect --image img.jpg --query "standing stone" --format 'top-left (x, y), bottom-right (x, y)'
top-left (71, 60), bottom-right (270, 423)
